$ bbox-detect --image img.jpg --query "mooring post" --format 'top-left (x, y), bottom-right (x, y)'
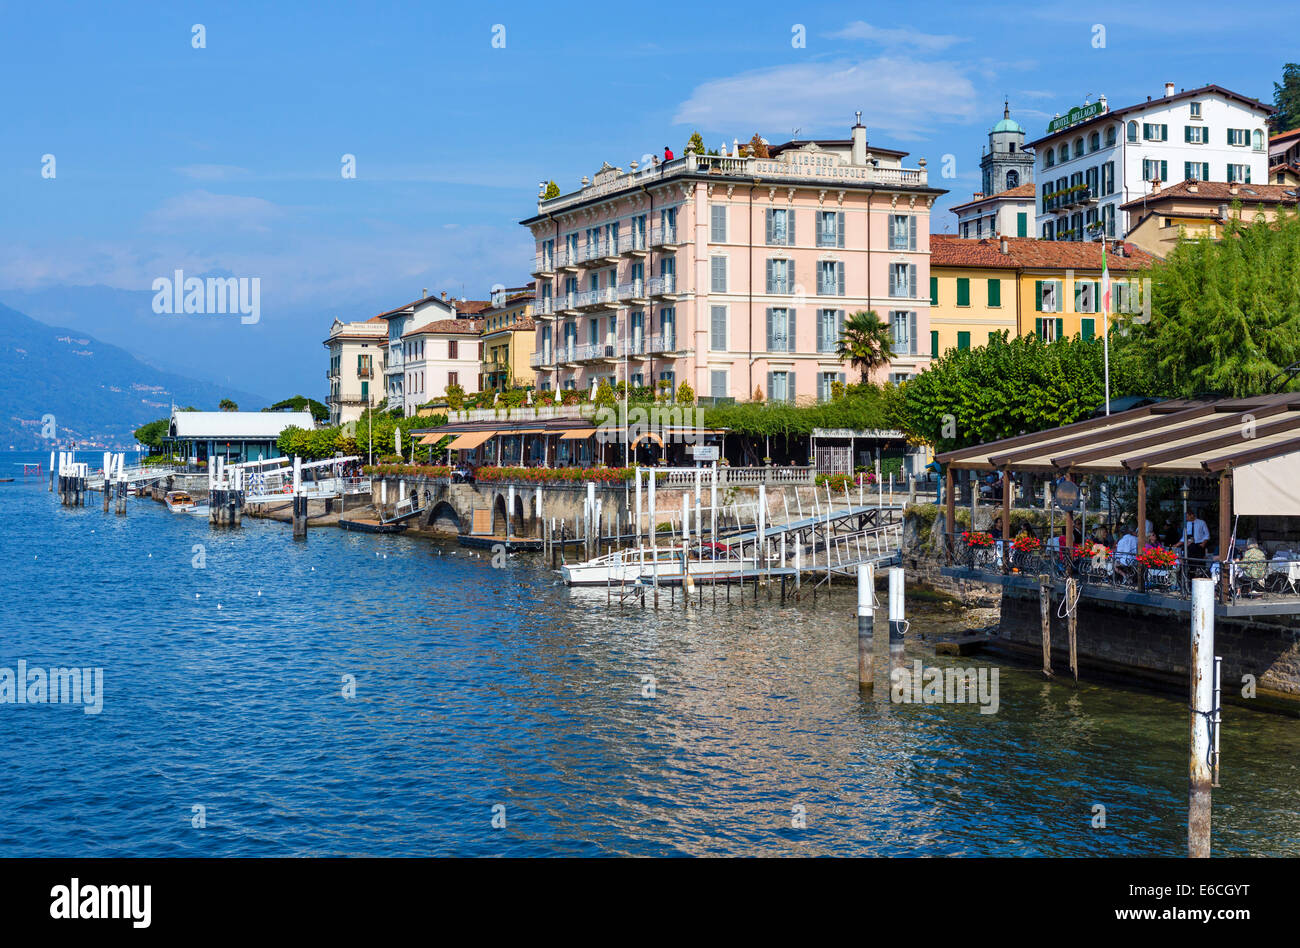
top-left (858, 562), bottom-right (875, 693)
top-left (1066, 577), bottom-right (1079, 681)
top-left (888, 566), bottom-right (905, 663)
top-left (793, 538), bottom-right (802, 591)
top-left (49, 450), bottom-right (55, 492)
top-left (102, 453), bottom-right (111, 513)
top-left (1189, 578), bottom-right (1215, 858)
top-left (1039, 574), bottom-right (1052, 678)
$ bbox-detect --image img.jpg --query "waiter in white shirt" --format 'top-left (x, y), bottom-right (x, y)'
top-left (1179, 509), bottom-right (1211, 561)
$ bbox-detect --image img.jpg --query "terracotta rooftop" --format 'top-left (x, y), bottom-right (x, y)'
top-left (401, 318), bottom-right (485, 337)
top-left (950, 182), bottom-right (1037, 213)
top-left (452, 299), bottom-right (493, 316)
top-left (1270, 128), bottom-right (1300, 143)
top-left (482, 316), bottom-right (536, 335)
top-left (930, 235), bottom-right (1155, 270)
top-left (1118, 179), bottom-right (1300, 210)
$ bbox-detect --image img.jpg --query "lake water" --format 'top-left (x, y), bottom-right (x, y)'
top-left (2, 450), bottom-right (1298, 856)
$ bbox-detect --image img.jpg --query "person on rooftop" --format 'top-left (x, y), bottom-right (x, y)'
top-left (663, 145), bottom-right (674, 162)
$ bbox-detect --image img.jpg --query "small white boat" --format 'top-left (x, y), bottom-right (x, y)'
top-left (562, 543), bottom-right (757, 586)
top-left (165, 490), bottom-right (196, 513)
top-left (185, 503), bottom-right (210, 517)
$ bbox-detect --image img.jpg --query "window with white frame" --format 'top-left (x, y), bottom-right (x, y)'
top-left (1227, 128), bottom-right (1249, 147)
top-left (817, 371), bottom-right (845, 402)
top-left (1185, 125), bottom-right (1207, 144)
top-left (710, 370), bottom-right (728, 399)
top-left (816, 308), bottom-right (843, 353)
top-left (710, 305), bottom-right (727, 351)
top-left (888, 263), bottom-right (917, 298)
top-left (765, 208), bottom-right (794, 246)
top-left (888, 214), bottom-right (916, 250)
top-left (816, 210), bottom-right (845, 248)
top-left (1227, 163), bottom-right (1251, 183)
top-left (767, 370), bottom-right (793, 404)
top-left (1143, 123), bottom-right (1168, 142)
top-left (766, 307), bottom-right (794, 353)
top-left (816, 260), bottom-right (845, 296)
top-left (766, 258), bottom-right (794, 294)
top-left (890, 311), bottom-right (916, 355)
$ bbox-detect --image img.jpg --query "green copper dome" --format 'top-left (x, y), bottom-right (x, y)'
top-left (992, 117), bottom-right (1024, 134)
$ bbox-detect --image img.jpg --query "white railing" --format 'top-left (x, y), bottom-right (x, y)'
top-left (530, 349), bottom-right (554, 368)
top-left (651, 224), bottom-right (677, 246)
top-left (618, 233), bottom-right (647, 254)
top-left (534, 252), bottom-right (554, 272)
top-left (557, 293), bottom-right (579, 312)
top-left (537, 152), bottom-right (929, 214)
top-left (648, 274), bottom-right (677, 296)
top-left (618, 279), bottom-right (645, 300)
top-left (534, 297), bottom-right (555, 317)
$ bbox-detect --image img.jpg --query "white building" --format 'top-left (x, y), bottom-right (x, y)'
top-left (323, 316), bottom-right (385, 425)
top-left (1028, 83), bottom-right (1272, 241)
top-left (398, 317), bottom-right (486, 416)
top-left (952, 183), bottom-right (1036, 239)
top-left (376, 292), bottom-right (458, 409)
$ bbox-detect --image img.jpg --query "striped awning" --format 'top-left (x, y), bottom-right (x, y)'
top-left (447, 431), bottom-right (496, 450)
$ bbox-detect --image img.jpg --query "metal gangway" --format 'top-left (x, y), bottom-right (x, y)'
top-left (238, 455), bottom-right (368, 503)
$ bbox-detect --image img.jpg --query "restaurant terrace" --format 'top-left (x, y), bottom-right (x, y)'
top-left (935, 393), bottom-right (1300, 617)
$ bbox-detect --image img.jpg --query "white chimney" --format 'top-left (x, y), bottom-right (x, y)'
top-left (851, 112), bottom-right (867, 166)
top-left (1164, 82), bottom-right (1175, 98)
top-left (1000, 236), bottom-right (1009, 255)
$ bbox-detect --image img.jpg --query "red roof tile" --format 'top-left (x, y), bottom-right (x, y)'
top-left (402, 318), bottom-right (485, 337)
top-left (949, 182), bottom-right (1037, 212)
top-left (930, 235), bottom-right (1155, 271)
top-left (1118, 179), bottom-right (1300, 210)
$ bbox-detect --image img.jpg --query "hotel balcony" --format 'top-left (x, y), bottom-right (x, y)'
top-left (648, 274), bottom-right (679, 298)
top-left (650, 224), bottom-right (678, 250)
top-left (529, 350), bottom-right (556, 369)
top-left (557, 292), bottom-right (581, 316)
top-left (481, 358), bottom-right (510, 375)
top-left (556, 248), bottom-right (581, 272)
top-left (532, 252), bottom-right (555, 277)
top-left (533, 297), bottom-right (557, 320)
top-left (618, 232), bottom-right (648, 256)
top-left (618, 279), bottom-right (647, 304)
top-left (577, 238), bottom-right (609, 267)
top-left (627, 333), bottom-right (685, 359)
top-left (575, 286), bottom-right (619, 310)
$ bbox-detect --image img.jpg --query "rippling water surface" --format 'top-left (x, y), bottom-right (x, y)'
top-left (2, 452), bottom-right (1298, 856)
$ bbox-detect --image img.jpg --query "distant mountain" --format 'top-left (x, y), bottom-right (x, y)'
top-left (0, 302), bottom-right (268, 450)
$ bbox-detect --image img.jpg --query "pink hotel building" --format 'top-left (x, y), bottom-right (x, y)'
top-left (521, 117), bottom-right (945, 402)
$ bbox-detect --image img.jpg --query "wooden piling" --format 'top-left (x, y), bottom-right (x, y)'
top-left (1066, 577), bottom-right (1079, 681)
top-left (1039, 574), bottom-right (1053, 678)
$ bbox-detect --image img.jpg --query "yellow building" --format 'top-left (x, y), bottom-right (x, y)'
top-left (929, 235), bottom-right (1156, 355)
top-left (479, 285), bottom-right (536, 392)
top-left (1121, 180), bottom-right (1300, 257)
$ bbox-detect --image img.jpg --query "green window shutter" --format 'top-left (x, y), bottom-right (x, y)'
top-left (930, 330), bottom-right (939, 357)
top-left (930, 275), bottom-right (938, 305)
top-left (1055, 317), bottom-right (1064, 339)
top-left (957, 331), bottom-right (970, 351)
top-left (1017, 212), bottom-right (1027, 237)
top-left (956, 277), bottom-right (970, 307)
top-left (987, 279), bottom-right (1001, 307)
top-left (1035, 280), bottom-right (1043, 311)
top-left (1035, 317), bottom-right (1045, 340)
top-left (1081, 317), bottom-right (1095, 340)
top-left (988, 331), bottom-right (998, 345)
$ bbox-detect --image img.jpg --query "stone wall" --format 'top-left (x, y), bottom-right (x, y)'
top-left (997, 588), bottom-right (1300, 714)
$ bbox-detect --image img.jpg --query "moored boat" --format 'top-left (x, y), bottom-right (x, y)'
top-left (164, 490), bottom-right (196, 513)
top-left (561, 542), bottom-right (756, 586)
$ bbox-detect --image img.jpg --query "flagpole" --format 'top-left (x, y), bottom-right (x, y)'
top-left (1101, 239), bottom-right (1111, 416)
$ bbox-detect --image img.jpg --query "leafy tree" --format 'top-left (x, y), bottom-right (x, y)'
top-left (265, 395), bottom-right (329, 422)
top-left (752, 385), bottom-right (764, 403)
top-left (445, 383), bottom-right (466, 411)
top-left (836, 310), bottom-right (896, 383)
top-left (746, 134), bottom-right (770, 159)
top-left (702, 385), bottom-right (894, 438)
top-left (1272, 63), bottom-right (1300, 132)
top-left (685, 132), bottom-right (706, 156)
top-left (899, 332), bottom-right (1106, 453)
top-left (543, 180), bottom-right (561, 199)
top-left (1113, 207), bottom-right (1300, 398)
top-left (593, 379), bottom-right (616, 409)
top-left (219, 398), bottom-right (238, 411)
top-left (133, 417), bottom-right (170, 451)
top-left (675, 381), bottom-right (695, 405)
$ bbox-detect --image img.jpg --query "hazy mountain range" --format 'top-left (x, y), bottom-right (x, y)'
top-left (0, 300), bottom-right (268, 450)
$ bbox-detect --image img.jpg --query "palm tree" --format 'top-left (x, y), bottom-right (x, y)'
top-left (218, 398), bottom-right (238, 412)
top-left (836, 310), bottom-right (896, 383)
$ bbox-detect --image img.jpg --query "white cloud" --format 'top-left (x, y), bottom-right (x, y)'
top-left (144, 190), bottom-right (284, 234)
top-left (673, 57), bottom-right (980, 140)
top-left (829, 21), bottom-right (966, 51)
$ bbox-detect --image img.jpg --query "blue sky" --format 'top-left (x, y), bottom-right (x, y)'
top-left (1, 0), bottom-right (1295, 396)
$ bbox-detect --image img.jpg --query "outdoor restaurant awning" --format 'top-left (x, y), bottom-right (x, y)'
top-left (936, 393), bottom-right (1300, 478)
top-left (447, 431), bottom-right (496, 450)
top-left (1233, 454), bottom-right (1300, 516)
top-left (417, 433), bottom-right (446, 445)
top-left (558, 428), bottom-right (596, 440)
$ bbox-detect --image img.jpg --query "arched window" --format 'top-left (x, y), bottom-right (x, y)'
top-left (1058, 144), bottom-right (1069, 162)
top-left (1127, 121), bottom-right (1138, 143)
top-left (1006, 170), bottom-right (1020, 189)
top-left (1105, 126), bottom-right (1117, 147)
top-left (1253, 129), bottom-right (1264, 151)
top-left (1073, 137), bottom-right (1084, 158)
top-left (1089, 132), bottom-right (1100, 152)
top-left (1045, 150), bottom-right (1055, 168)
